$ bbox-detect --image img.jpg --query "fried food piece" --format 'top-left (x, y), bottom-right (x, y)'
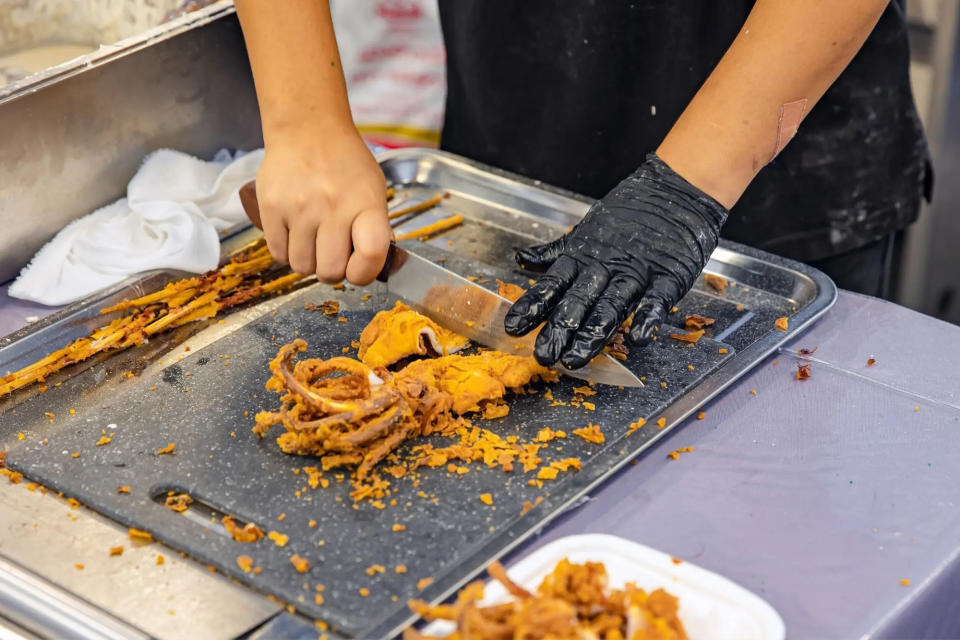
top-left (257, 339), bottom-right (554, 481)
top-left (358, 301), bottom-right (469, 368)
top-left (406, 558), bottom-right (686, 640)
top-left (1, 240), bottom-right (305, 397)
top-left (394, 351), bottom-right (557, 415)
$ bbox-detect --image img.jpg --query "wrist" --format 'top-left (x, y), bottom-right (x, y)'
top-left (262, 115), bottom-right (362, 154)
top-left (655, 133), bottom-right (758, 210)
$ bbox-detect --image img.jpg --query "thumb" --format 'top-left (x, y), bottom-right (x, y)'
top-left (516, 237), bottom-right (567, 273)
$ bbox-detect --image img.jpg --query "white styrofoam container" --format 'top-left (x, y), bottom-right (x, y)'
top-left (423, 534), bottom-right (785, 640)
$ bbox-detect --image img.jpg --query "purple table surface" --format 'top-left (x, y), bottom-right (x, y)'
top-left (3, 285), bottom-right (959, 639)
top-left (506, 291), bottom-right (960, 640)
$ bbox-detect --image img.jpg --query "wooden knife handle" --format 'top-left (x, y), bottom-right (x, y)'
top-left (238, 180), bottom-right (262, 230)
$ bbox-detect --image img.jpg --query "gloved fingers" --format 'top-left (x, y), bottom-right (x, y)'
top-left (627, 273), bottom-right (685, 345)
top-left (504, 254), bottom-right (578, 337)
top-left (559, 274), bottom-right (644, 369)
top-left (515, 236), bottom-right (567, 273)
top-left (532, 264), bottom-right (611, 366)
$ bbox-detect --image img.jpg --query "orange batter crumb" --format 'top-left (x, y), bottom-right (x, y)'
top-left (669, 329), bottom-right (704, 343)
top-left (128, 528), bottom-right (153, 542)
top-left (156, 443), bottom-right (176, 455)
top-left (268, 531), bottom-right (289, 547)
top-left (704, 273), bottom-right (728, 291)
top-left (416, 577), bottom-right (434, 590)
top-left (480, 493), bottom-right (493, 505)
top-left (774, 317), bottom-right (789, 331)
top-left (392, 523), bottom-right (406, 532)
top-left (109, 546), bottom-right (124, 556)
top-left (572, 423), bottom-right (605, 444)
top-left (223, 516), bottom-right (265, 543)
top-left (117, 486), bottom-right (131, 494)
top-left (290, 555), bottom-right (310, 573)
top-left (237, 555), bottom-right (253, 573)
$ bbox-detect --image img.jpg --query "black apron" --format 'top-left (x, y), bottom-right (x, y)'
top-left (437, 0), bottom-right (930, 262)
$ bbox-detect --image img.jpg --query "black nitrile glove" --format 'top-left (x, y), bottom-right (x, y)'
top-left (504, 153), bottom-right (729, 369)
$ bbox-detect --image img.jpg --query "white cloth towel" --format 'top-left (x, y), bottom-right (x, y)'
top-left (9, 148), bottom-right (264, 306)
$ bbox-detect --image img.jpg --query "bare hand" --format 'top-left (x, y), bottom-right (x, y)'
top-left (255, 132), bottom-right (391, 285)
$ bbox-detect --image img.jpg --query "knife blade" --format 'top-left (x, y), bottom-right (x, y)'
top-left (379, 243), bottom-right (643, 388)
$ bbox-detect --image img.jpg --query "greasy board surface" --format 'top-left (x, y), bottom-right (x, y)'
top-left (7, 284), bottom-right (733, 637)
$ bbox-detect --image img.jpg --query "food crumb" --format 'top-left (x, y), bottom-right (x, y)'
top-left (75, 563), bottom-right (84, 571)
top-left (718, 348), bottom-right (728, 354)
top-left (774, 317), bottom-right (788, 331)
top-left (479, 493), bottom-right (493, 506)
top-left (750, 389), bottom-right (757, 395)
top-left (670, 556), bottom-right (684, 565)
top-left (290, 555), bottom-right (310, 573)
top-left (572, 423), bottom-right (605, 444)
top-left (656, 417), bottom-right (666, 429)
top-left (392, 523), bottom-right (406, 532)
top-left (704, 273), bottom-right (728, 291)
top-left (156, 555), bottom-right (165, 565)
top-left (95, 435), bottom-right (112, 446)
top-left (237, 555), bottom-right (253, 573)
top-left (914, 406), bottom-right (920, 412)
top-left (156, 443), bottom-right (176, 455)
top-left (582, 401), bottom-right (595, 411)
top-left (109, 546), bottom-right (124, 556)
top-left (900, 578), bottom-right (910, 587)
top-left (71, 452), bottom-right (80, 459)
top-left (308, 520), bottom-right (317, 528)
top-left (796, 363), bottom-right (811, 380)
top-left (128, 528), bottom-right (153, 543)
top-left (867, 358), bottom-right (876, 367)
top-left (416, 577), bottom-right (434, 590)
top-left (365, 564), bottom-right (386, 576)
top-left (627, 418), bottom-right (646, 435)
top-left (117, 486), bottom-right (131, 494)
top-left (268, 531), bottom-right (289, 547)
top-left (696, 411), bottom-right (706, 420)
top-left (396, 564), bottom-right (407, 574)
top-left (359, 587), bottom-right (370, 597)
top-left (667, 446), bottom-right (694, 460)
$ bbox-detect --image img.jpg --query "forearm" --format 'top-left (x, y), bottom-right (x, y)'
top-left (656, 0), bottom-right (889, 209)
top-left (234, 0), bottom-right (354, 145)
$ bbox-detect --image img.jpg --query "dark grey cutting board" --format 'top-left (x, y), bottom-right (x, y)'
top-left (6, 283), bottom-right (734, 637)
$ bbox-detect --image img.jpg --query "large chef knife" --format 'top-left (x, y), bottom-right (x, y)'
top-left (238, 180), bottom-right (642, 387)
top-left (378, 243), bottom-right (643, 387)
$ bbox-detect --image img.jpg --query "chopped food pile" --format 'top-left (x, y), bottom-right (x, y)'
top-left (405, 558), bottom-right (686, 640)
top-left (254, 302), bottom-right (559, 477)
top-left (0, 240), bottom-right (304, 397)
top-left (252, 303), bottom-right (615, 498)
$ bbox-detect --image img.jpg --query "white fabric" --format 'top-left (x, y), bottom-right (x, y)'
top-left (8, 147), bottom-right (263, 306)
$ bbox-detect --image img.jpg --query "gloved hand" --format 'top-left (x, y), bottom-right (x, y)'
top-left (504, 153), bottom-right (729, 369)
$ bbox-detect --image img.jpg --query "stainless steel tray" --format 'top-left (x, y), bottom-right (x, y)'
top-left (0, 148), bottom-right (835, 639)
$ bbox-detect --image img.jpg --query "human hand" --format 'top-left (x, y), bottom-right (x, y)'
top-left (503, 153), bottom-right (729, 368)
top-left (254, 131), bottom-right (391, 285)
